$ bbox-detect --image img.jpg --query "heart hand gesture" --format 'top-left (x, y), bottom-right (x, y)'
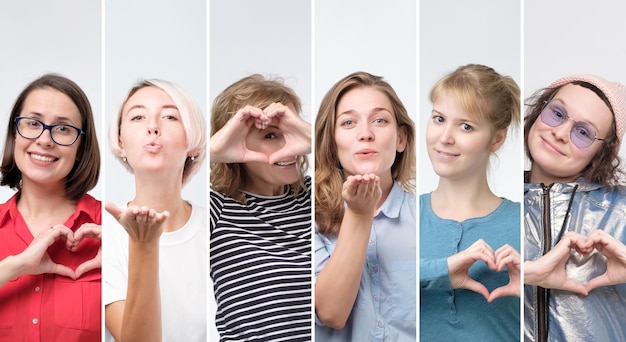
top-left (447, 239), bottom-right (497, 300)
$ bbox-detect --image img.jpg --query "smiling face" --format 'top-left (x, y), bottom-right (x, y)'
top-left (118, 86), bottom-right (189, 179)
top-left (528, 83), bottom-right (613, 183)
top-left (14, 88), bottom-right (82, 190)
top-left (426, 91), bottom-right (505, 181)
top-left (334, 87), bottom-right (407, 182)
top-left (241, 103), bottom-right (300, 196)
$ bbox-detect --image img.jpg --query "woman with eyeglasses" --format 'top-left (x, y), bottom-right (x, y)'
top-left (0, 74), bottom-right (102, 341)
top-left (523, 74), bottom-right (626, 341)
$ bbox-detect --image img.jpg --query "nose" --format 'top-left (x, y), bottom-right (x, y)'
top-left (357, 123), bottom-right (374, 141)
top-left (439, 123), bottom-right (454, 145)
top-left (552, 119), bottom-right (572, 143)
top-left (147, 117), bottom-right (160, 136)
top-left (35, 128), bottom-right (54, 147)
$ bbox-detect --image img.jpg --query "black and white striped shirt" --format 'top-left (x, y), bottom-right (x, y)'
top-left (210, 176), bottom-right (312, 341)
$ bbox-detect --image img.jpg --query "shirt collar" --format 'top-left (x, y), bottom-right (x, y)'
top-left (0, 193), bottom-right (99, 229)
top-left (377, 182), bottom-right (404, 219)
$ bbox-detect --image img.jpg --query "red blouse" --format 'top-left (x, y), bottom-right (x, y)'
top-left (0, 193), bottom-right (101, 342)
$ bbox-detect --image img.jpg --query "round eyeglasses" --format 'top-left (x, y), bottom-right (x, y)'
top-left (540, 100), bottom-right (605, 149)
top-left (14, 117), bottom-right (84, 146)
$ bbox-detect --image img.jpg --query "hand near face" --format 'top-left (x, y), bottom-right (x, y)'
top-left (17, 225), bottom-right (76, 279)
top-left (264, 102), bottom-right (311, 164)
top-left (524, 232), bottom-right (590, 296)
top-left (342, 174), bottom-right (381, 217)
top-left (584, 230), bottom-right (626, 292)
top-left (73, 223), bottom-right (102, 278)
top-left (105, 202), bottom-right (169, 245)
top-left (447, 239), bottom-right (497, 300)
top-left (488, 244), bottom-right (521, 302)
top-left (210, 105), bottom-right (272, 164)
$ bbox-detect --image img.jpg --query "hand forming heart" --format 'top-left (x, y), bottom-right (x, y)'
top-left (210, 103), bottom-right (311, 165)
top-left (17, 222), bottom-right (101, 280)
top-left (447, 239), bottom-right (521, 301)
top-left (524, 230), bottom-right (626, 295)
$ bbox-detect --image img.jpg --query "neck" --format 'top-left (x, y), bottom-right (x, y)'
top-left (132, 176), bottom-right (189, 232)
top-left (17, 181), bottom-right (77, 236)
top-left (529, 166), bottom-right (575, 185)
top-left (431, 173), bottom-right (500, 221)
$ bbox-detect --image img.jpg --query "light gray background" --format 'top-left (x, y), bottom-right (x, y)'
top-left (525, 0), bottom-right (626, 163)
top-left (105, 0), bottom-right (207, 208)
top-left (315, 0), bottom-right (417, 133)
top-left (208, 1), bottom-right (312, 340)
top-left (420, 0), bottom-right (522, 202)
top-left (0, 1), bottom-right (102, 202)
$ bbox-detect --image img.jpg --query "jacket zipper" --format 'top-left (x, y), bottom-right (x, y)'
top-left (537, 183), bottom-right (553, 342)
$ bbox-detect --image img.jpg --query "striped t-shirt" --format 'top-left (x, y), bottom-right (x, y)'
top-left (209, 176), bottom-right (312, 341)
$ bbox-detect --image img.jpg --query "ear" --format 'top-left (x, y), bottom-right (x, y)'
top-left (490, 128), bottom-right (507, 152)
top-left (396, 125), bottom-right (408, 153)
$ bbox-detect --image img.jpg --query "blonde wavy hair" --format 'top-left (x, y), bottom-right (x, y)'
top-left (315, 71), bottom-right (416, 235)
top-left (210, 74), bottom-right (308, 203)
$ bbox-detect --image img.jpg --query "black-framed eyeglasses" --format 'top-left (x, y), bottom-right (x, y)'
top-left (14, 117), bottom-right (85, 146)
top-left (540, 100), bottom-right (606, 149)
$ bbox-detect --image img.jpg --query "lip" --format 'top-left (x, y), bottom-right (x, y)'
top-left (541, 137), bottom-right (566, 156)
top-left (144, 141), bottom-right (163, 153)
top-left (28, 151), bottom-right (58, 164)
top-left (355, 149), bottom-right (378, 158)
top-left (274, 159), bottom-right (297, 167)
top-left (434, 148), bottom-right (460, 159)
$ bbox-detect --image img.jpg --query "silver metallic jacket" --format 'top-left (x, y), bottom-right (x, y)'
top-left (524, 180), bottom-right (626, 342)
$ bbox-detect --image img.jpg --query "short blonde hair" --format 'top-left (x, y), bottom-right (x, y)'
top-left (109, 79), bottom-right (206, 186)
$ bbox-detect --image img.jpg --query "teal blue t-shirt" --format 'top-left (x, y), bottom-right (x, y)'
top-left (420, 193), bottom-right (520, 341)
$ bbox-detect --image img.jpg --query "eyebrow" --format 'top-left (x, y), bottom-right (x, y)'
top-left (125, 104), bottom-right (179, 112)
top-left (337, 107), bottom-right (393, 117)
top-left (27, 112), bottom-right (78, 125)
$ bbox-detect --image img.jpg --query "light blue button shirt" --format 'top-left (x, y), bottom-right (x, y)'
top-left (315, 182), bottom-right (416, 342)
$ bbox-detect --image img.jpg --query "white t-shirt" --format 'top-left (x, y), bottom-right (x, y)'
top-left (103, 203), bottom-right (207, 342)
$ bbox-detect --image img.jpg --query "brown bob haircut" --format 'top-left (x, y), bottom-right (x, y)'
top-left (0, 74), bottom-right (100, 200)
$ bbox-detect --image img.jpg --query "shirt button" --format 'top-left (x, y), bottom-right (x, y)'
top-left (372, 267), bottom-right (379, 273)
top-left (377, 321), bottom-right (384, 328)
top-left (373, 295), bottom-right (379, 301)
top-left (34, 286), bottom-right (40, 293)
top-left (32, 318), bottom-right (39, 325)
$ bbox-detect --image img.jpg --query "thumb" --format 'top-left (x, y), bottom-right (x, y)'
top-left (50, 263), bottom-right (76, 280)
top-left (463, 279), bottom-right (491, 301)
top-left (586, 274), bottom-right (609, 293)
top-left (563, 279), bottom-right (589, 296)
top-left (105, 201), bottom-right (123, 220)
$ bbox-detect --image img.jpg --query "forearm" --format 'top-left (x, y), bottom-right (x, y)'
top-left (315, 210), bottom-right (372, 328)
top-left (0, 256), bottom-right (22, 287)
top-left (122, 241), bottom-right (162, 342)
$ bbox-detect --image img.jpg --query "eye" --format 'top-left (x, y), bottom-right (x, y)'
top-left (432, 115), bottom-right (444, 123)
top-left (54, 125), bottom-right (71, 133)
top-left (340, 119), bottom-right (355, 127)
top-left (551, 109), bottom-right (565, 120)
top-left (373, 118), bottom-right (388, 125)
top-left (264, 132), bottom-right (277, 139)
top-left (574, 125), bottom-right (590, 137)
top-left (461, 123), bottom-right (473, 131)
top-left (130, 115), bottom-right (144, 121)
top-left (26, 119), bottom-right (42, 128)
top-left (163, 114), bottom-right (178, 120)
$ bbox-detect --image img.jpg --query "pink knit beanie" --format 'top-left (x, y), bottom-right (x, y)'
top-left (549, 74), bottom-right (626, 143)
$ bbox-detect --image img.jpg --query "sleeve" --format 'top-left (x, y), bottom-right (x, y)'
top-left (102, 212), bottom-right (129, 306)
top-left (313, 231), bottom-right (334, 326)
top-left (209, 190), bottom-right (224, 234)
top-left (420, 258), bottom-right (452, 291)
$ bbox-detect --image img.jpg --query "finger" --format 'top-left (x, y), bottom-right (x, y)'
top-left (154, 210), bottom-right (170, 224)
top-left (561, 279), bottom-right (589, 296)
top-left (343, 176), bottom-right (360, 196)
top-left (50, 263), bottom-right (76, 280)
top-left (75, 258), bottom-right (101, 279)
top-left (105, 201), bottom-right (123, 220)
top-left (488, 284), bottom-right (519, 302)
top-left (74, 223), bottom-right (102, 240)
top-left (463, 279), bottom-right (491, 300)
top-left (586, 274), bottom-right (610, 292)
